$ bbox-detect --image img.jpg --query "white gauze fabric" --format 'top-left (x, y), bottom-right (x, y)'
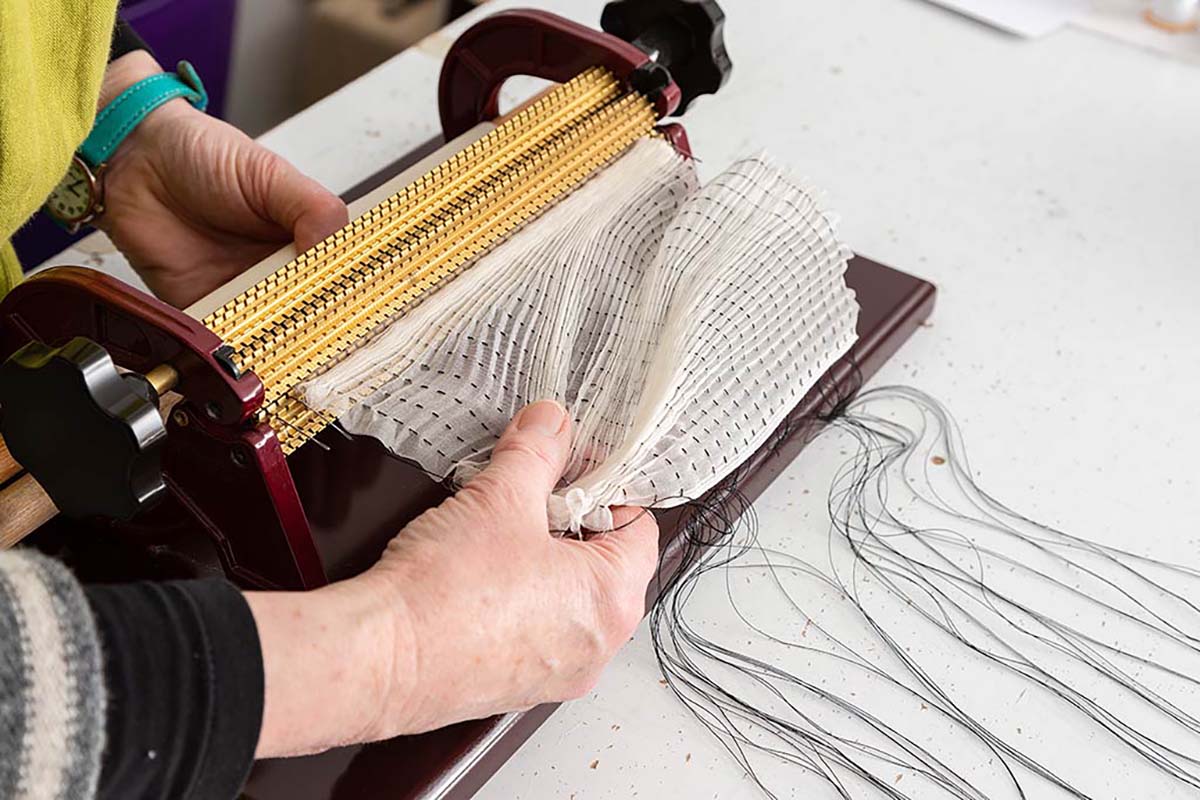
top-left (298, 138), bottom-right (860, 532)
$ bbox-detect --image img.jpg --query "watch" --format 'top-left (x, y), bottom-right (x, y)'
top-left (45, 155), bottom-right (106, 232)
top-left (44, 60), bottom-right (208, 233)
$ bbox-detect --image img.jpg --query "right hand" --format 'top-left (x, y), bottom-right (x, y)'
top-left (250, 400), bottom-right (660, 757)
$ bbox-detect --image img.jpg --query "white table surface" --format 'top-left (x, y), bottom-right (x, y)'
top-left (48, 0), bottom-right (1200, 796)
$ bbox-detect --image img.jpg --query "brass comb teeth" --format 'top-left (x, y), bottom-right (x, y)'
top-left (202, 68), bottom-right (657, 454)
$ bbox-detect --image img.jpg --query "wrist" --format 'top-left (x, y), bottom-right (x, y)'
top-left (99, 50), bottom-right (162, 108)
top-left (96, 51), bottom-right (199, 167)
top-left (90, 53), bottom-right (206, 238)
top-left (248, 574), bottom-right (421, 757)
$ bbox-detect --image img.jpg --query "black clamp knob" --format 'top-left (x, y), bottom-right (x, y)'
top-left (601, 0), bottom-right (732, 115)
top-left (0, 337), bottom-right (168, 521)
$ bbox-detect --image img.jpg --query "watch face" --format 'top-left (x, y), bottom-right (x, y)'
top-left (47, 157), bottom-right (97, 224)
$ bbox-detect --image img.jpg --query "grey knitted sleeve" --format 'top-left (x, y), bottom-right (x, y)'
top-left (0, 549), bottom-right (105, 800)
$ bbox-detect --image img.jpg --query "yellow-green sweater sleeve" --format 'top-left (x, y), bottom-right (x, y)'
top-left (0, 0), bottom-right (120, 296)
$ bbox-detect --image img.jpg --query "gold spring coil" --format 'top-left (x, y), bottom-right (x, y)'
top-left (203, 68), bottom-right (657, 454)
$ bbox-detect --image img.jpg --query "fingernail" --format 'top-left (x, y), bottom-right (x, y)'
top-left (516, 400), bottom-right (567, 437)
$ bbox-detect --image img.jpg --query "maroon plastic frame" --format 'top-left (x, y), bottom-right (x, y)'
top-left (0, 268), bottom-right (326, 589)
top-left (438, 9), bottom-right (682, 140)
top-left (0, 267), bottom-right (258, 423)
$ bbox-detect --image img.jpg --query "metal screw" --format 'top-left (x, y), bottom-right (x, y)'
top-left (230, 448), bottom-right (249, 468)
top-left (171, 409), bottom-right (189, 427)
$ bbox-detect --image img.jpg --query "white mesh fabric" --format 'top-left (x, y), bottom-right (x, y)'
top-left (298, 138), bottom-right (860, 531)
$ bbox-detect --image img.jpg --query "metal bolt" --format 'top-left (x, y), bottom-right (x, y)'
top-left (171, 409), bottom-right (189, 427)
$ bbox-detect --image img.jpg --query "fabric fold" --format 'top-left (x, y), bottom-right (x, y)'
top-left (299, 138), bottom-right (859, 531)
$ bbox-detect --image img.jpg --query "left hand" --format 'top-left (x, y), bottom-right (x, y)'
top-left (95, 52), bottom-right (348, 308)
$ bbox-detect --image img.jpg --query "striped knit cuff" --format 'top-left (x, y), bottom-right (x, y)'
top-left (0, 550), bottom-right (106, 800)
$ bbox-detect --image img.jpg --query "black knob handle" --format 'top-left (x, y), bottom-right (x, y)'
top-left (0, 337), bottom-right (167, 521)
top-left (601, 0), bottom-right (732, 115)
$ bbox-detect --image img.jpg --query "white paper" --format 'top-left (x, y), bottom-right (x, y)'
top-left (922, 0), bottom-right (1088, 37)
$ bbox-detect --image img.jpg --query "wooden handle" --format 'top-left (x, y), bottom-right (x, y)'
top-left (0, 436), bottom-right (20, 485)
top-left (0, 435), bottom-right (59, 548)
top-left (0, 474), bottom-right (57, 549)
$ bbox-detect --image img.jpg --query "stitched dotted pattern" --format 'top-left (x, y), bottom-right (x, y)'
top-left (299, 139), bottom-right (859, 530)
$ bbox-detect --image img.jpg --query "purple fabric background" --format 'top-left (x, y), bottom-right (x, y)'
top-left (13, 0), bottom-right (239, 268)
top-left (121, 0), bottom-right (237, 120)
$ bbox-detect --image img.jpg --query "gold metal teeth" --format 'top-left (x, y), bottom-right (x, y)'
top-left (205, 69), bottom-right (624, 344)
top-left (201, 68), bottom-right (657, 454)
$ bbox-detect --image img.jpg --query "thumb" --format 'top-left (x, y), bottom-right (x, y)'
top-left (476, 400), bottom-right (572, 505)
top-left (582, 506), bottom-right (660, 590)
top-left (564, 505), bottom-right (660, 636)
top-left (257, 152), bottom-right (349, 251)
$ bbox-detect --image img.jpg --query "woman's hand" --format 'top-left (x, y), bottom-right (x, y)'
top-left (247, 401), bottom-right (660, 757)
top-left (95, 51), bottom-right (347, 308)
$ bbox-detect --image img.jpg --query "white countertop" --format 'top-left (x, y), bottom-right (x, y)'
top-left (50, 0), bottom-right (1200, 796)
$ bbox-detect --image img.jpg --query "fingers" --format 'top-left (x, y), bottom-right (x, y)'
top-left (593, 506), bottom-right (660, 586)
top-left (257, 152), bottom-right (349, 251)
top-left (566, 506), bottom-right (660, 650)
top-left (474, 400), bottom-right (572, 505)
top-left (609, 505), bottom-right (659, 537)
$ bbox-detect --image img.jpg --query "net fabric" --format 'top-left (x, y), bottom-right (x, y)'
top-left (298, 138), bottom-right (860, 531)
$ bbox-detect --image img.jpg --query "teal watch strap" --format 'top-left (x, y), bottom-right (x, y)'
top-left (78, 61), bottom-right (208, 167)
